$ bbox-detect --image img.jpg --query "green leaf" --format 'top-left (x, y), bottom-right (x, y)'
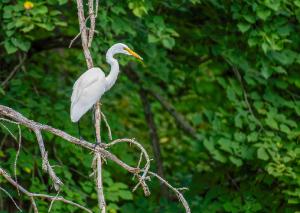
top-left (11, 38), bottom-right (30, 52)
top-left (237, 22), bottom-right (251, 33)
top-left (217, 138), bottom-right (232, 153)
top-left (58, 0), bottom-right (68, 5)
top-left (229, 156), bottom-right (243, 167)
top-left (148, 34), bottom-right (158, 43)
top-left (256, 7), bottom-right (271, 20)
top-left (257, 147), bottom-right (269, 160)
top-left (280, 124), bottom-right (291, 134)
top-left (247, 132), bottom-right (258, 142)
top-left (265, 116), bottom-right (278, 129)
top-left (21, 24), bottom-right (35, 33)
top-left (261, 63), bottom-right (273, 79)
top-left (212, 150), bottom-right (227, 163)
top-left (32, 5), bottom-right (48, 15)
top-left (243, 13), bottom-right (256, 23)
top-left (162, 37), bottom-right (175, 49)
top-left (119, 190), bottom-right (133, 200)
top-left (4, 40), bottom-right (17, 54)
top-left (36, 23), bottom-right (55, 31)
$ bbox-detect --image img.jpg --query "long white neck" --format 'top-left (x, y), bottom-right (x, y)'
top-left (105, 50), bottom-right (120, 91)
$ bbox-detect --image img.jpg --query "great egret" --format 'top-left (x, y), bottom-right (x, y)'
top-left (70, 43), bottom-right (142, 123)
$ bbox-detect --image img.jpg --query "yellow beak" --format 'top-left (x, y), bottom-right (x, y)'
top-left (124, 47), bottom-right (143, 61)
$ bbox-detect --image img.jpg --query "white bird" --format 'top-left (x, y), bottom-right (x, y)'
top-left (70, 43), bottom-right (142, 122)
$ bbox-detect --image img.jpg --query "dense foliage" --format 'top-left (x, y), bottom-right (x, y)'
top-left (1, 0), bottom-right (300, 212)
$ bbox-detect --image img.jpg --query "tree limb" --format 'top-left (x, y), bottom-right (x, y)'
top-left (1, 53), bottom-right (27, 89)
top-left (0, 104), bottom-right (191, 212)
top-left (139, 88), bottom-right (167, 196)
top-left (123, 68), bottom-right (200, 140)
top-left (0, 167), bottom-right (92, 213)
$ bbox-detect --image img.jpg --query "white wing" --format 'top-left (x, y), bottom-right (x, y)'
top-left (70, 67), bottom-right (106, 122)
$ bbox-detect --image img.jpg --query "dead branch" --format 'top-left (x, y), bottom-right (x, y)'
top-left (0, 104), bottom-right (191, 212)
top-left (139, 88), bottom-right (167, 196)
top-left (123, 68), bottom-right (200, 140)
top-left (88, 0), bottom-right (96, 47)
top-left (101, 111), bottom-right (112, 140)
top-left (225, 59), bottom-right (264, 130)
top-left (0, 167), bottom-right (92, 213)
top-left (1, 53), bottom-right (27, 88)
top-left (76, 0), bottom-right (93, 68)
top-left (0, 186), bottom-right (22, 212)
top-left (145, 171), bottom-right (191, 213)
top-left (33, 128), bottom-right (63, 191)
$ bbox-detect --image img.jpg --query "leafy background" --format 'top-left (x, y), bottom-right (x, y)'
top-left (1, 0), bottom-right (300, 212)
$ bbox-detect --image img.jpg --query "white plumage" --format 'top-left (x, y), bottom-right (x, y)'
top-left (70, 43), bottom-right (142, 122)
top-left (70, 68), bottom-right (105, 122)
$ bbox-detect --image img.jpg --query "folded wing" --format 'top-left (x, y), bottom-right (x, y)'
top-left (70, 68), bottom-right (106, 122)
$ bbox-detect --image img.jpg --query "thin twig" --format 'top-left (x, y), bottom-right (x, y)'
top-left (69, 15), bottom-right (94, 48)
top-left (143, 171), bottom-right (191, 213)
top-left (14, 124), bottom-right (22, 195)
top-left (226, 60), bottom-right (264, 130)
top-left (1, 53), bottom-right (27, 88)
top-left (0, 186), bottom-right (22, 212)
top-left (69, 32), bottom-right (81, 48)
top-left (101, 111), bottom-right (112, 140)
top-left (106, 138), bottom-right (151, 196)
top-left (48, 189), bottom-right (60, 212)
top-left (95, 0), bottom-right (99, 18)
top-left (0, 119), bottom-right (18, 141)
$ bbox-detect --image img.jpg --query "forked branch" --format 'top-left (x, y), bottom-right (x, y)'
top-left (0, 105), bottom-right (191, 212)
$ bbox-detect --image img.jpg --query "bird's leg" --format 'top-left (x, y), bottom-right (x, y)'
top-left (77, 121), bottom-right (83, 140)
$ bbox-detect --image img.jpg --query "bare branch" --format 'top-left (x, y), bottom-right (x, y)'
top-left (0, 104), bottom-right (191, 212)
top-left (14, 124), bottom-right (22, 195)
top-left (94, 102), bottom-right (106, 211)
top-left (1, 53), bottom-right (27, 88)
top-left (0, 118), bottom-right (18, 140)
top-left (0, 186), bottom-right (22, 212)
top-left (225, 59), bottom-right (264, 130)
top-left (106, 138), bottom-right (151, 196)
top-left (0, 105), bottom-right (137, 173)
top-left (94, 152), bottom-right (106, 212)
top-left (145, 171), bottom-right (191, 213)
top-left (34, 128), bottom-right (63, 191)
top-left (68, 31), bottom-right (81, 48)
top-left (101, 111), bottom-right (112, 140)
top-left (95, 0), bottom-right (99, 18)
top-left (149, 91), bottom-right (199, 139)
top-left (48, 190), bottom-right (61, 212)
top-left (69, 14), bottom-right (94, 48)
top-left (139, 88), bottom-right (167, 196)
top-left (123, 68), bottom-right (199, 140)
top-left (76, 0), bottom-right (93, 68)
top-left (0, 167), bottom-right (92, 213)
top-left (88, 0), bottom-right (96, 47)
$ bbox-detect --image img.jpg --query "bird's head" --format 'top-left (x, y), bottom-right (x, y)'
top-left (108, 43), bottom-right (143, 61)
